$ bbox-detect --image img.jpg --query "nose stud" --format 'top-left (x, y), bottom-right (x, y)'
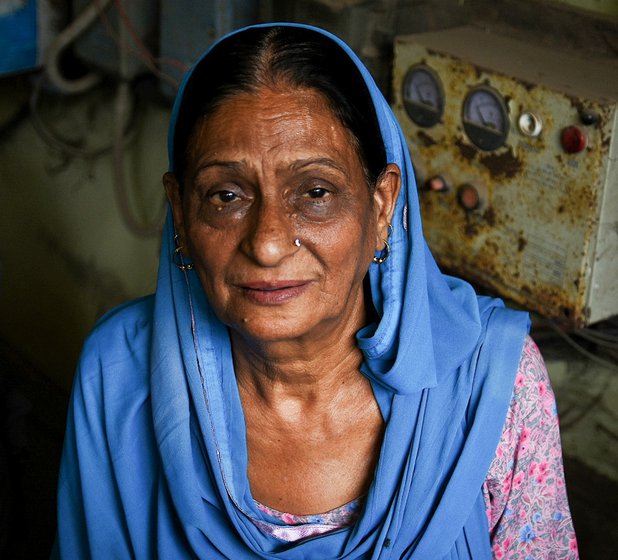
top-left (293, 238), bottom-right (301, 247)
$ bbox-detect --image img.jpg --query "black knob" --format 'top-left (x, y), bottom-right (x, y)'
top-left (580, 110), bottom-right (599, 126)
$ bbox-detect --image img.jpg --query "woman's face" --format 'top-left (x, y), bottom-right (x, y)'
top-left (165, 86), bottom-right (399, 345)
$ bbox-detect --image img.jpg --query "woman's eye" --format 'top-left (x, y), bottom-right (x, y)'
top-left (296, 181), bottom-right (340, 220)
top-left (210, 190), bottom-right (238, 204)
top-left (306, 187), bottom-right (331, 199)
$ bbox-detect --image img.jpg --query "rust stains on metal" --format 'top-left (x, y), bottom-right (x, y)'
top-left (479, 149), bottom-right (523, 179)
top-left (392, 33), bottom-right (616, 328)
top-left (417, 130), bottom-right (437, 147)
top-left (483, 206), bottom-right (496, 226)
top-left (464, 222), bottom-right (478, 237)
top-left (455, 138), bottom-right (477, 161)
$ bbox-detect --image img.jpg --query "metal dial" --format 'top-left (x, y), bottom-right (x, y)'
top-left (462, 86), bottom-right (509, 151)
top-left (402, 65), bottom-right (444, 128)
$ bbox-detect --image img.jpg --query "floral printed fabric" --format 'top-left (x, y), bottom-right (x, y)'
top-left (254, 497), bottom-right (363, 541)
top-left (254, 337), bottom-right (578, 558)
top-left (483, 336), bottom-right (578, 559)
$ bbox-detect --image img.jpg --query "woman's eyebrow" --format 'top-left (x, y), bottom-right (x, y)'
top-left (193, 157), bottom-right (348, 178)
top-left (288, 157), bottom-right (347, 174)
top-left (195, 160), bottom-right (245, 173)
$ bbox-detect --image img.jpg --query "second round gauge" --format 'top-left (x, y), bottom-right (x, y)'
top-left (462, 86), bottom-right (509, 151)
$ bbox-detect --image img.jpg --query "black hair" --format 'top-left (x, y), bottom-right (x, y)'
top-left (171, 26), bottom-right (386, 192)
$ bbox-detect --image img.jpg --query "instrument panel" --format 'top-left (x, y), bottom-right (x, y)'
top-left (392, 27), bottom-right (618, 326)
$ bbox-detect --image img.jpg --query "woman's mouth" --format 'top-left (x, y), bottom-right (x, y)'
top-left (237, 281), bottom-right (310, 305)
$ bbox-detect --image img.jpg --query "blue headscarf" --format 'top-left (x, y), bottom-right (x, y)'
top-left (56, 23), bottom-right (529, 559)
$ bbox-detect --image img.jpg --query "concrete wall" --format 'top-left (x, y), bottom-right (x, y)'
top-left (0, 79), bottom-right (167, 391)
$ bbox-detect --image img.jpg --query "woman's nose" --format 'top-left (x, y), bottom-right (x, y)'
top-left (243, 198), bottom-right (299, 266)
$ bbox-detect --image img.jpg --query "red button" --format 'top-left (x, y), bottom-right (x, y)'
top-left (458, 184), bottom-right (480, 210)
top-left (425, 175), bottom-right (448, 192)
top-left (561, 126), bottom-right (587, 154)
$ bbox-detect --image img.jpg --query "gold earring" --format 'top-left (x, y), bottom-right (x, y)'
top-left (373, 239), bottom-right (390, 264)
top-left (373, 224), bottom-right (392, 265)
top-left (173, 234), bottom-right (194, 271)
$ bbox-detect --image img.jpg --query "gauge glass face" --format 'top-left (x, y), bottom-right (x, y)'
top-left (462, 86), bottom-right (509, 150)
top-left (402, 65), bottom-right (444, 127)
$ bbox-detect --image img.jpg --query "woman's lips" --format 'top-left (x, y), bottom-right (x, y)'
top-left (237, 281), bottom-right (310, 305)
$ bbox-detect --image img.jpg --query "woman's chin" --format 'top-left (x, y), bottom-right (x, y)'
top-left (229, 313), bottom-right (322, 346)
top-left (211, 282), bottom-right (365, 348)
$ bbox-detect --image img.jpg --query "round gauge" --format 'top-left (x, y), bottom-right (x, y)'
top-left (462, 86), bottom-right (509, 151)
top-left (402, 65), bottom-right (444, 128)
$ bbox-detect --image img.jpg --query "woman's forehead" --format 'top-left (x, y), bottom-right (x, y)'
top-left (197, 85), bottom-right (333, 129)
top-left (186, 87), bottom-right (362, 169)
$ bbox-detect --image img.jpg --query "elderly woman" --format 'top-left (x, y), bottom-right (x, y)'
top-left (55, 24), bottom-right (577, 559)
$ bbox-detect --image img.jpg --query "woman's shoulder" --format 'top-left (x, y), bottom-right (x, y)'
top-left (511, 335), bottom-right (554, 419)
top-left (484, 335), bottom-right (578, 556)
top-left (93, 294), bottom-right (154, 330)
top-left (493, 334), bottom-right (555, 451)
top-left (87, 295), bottom-right (154, 344)
top-left (78, 295), bottom-right (155, 384)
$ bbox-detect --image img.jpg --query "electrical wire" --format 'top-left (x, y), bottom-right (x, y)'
top-left (545, 320), bottom-right (618, 374)
top-left (112, 81), bottom-right (166, 237)
top-left (91, 0), bottom-right (185, 88)
top-left (34, 0), bottom-right (127, 158)
top-left (579, 327), bottom-right (618, 343)
top-left (111, 0), bottom-right (185, 78)
top-left (29, 0), bottom-right (166, 238)
top-left (575, 329), bottom-right (618, 350)
top-left (535, 322), bottom-right (616, 431)
top-left (111, 19), bottom-right (166, 238)
top-left (30, 71), bottom-right (164, 236)
top-left (44, 0), bottom-right (114, 94)
top-left (29, 73), bottom-right (138, 160)
top-left (30, 75), bottom-right (113, 159)
top-left (558, 366), bottom-right (610, 431)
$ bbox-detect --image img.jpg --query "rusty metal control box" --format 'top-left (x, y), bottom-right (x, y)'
top-left (392, 27), bottom-right (618, 326)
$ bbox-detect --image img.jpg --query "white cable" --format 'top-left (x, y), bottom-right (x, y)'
top-left (44, 0), bottom-right (114, 94)
top-left (111, 22), bottom-right (165, 238)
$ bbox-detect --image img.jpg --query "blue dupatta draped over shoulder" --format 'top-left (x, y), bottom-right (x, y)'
top-left (55, 23), bottom-right (530, 559)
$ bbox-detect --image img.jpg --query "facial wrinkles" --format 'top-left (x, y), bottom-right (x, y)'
top-left (189, 117), bottom-right (362, 267)
top-left (190, 93), bottom-right (354, 185)
top-left (181, 89), bottom-right (377, 340)
top-left (256, 121), bottom-right (343, 188)
top-left (173, 95), bottom-right (375, 354)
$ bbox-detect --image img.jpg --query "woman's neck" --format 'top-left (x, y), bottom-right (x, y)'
top-left (232, 328), bottom-right (367, 414)
top-left (230, 284), bottom-right (372, 410)
top-left (232, 319), bottom-right (384, 515)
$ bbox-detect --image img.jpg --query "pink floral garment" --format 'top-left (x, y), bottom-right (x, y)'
top-left (254, 497), bottom-right (363, 541)
top-left (483, 336), bottom-right (578, 559)
top-left (254, 337), bottom-right (578, 559)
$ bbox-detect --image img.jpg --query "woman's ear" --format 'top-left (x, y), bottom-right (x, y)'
top-left (372, 163), bottom-right (401, 249)
top-left (163, 172), bottom-right (186, 245)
